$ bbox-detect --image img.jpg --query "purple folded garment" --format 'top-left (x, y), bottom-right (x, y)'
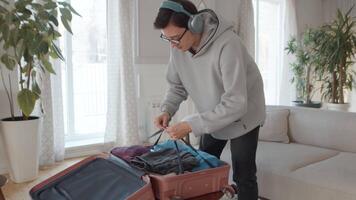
top-left (111, 145), bottom-right (152, 163)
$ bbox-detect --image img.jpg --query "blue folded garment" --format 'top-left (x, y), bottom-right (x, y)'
top-left (152, 140), bottom-right (224, 171)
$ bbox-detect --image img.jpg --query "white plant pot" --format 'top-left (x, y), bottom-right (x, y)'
top-left (326, 103), bottom-right (350, 112)
top-left (0, 117), bottom-right (42, 183)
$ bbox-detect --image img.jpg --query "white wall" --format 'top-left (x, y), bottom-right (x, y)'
top-left (295, 0), bottom-right (324, 35)
top-left (0, 81), bottom-right (9, 174)
top-left (0, 49), bottom-right (19, 174)
top-left (0, 71), bottom-right (18, 174)
top-left (136, 64), bottom-right (167, 139)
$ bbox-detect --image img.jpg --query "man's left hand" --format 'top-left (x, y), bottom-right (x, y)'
top-left (166, 122), bottom-right (192, 140)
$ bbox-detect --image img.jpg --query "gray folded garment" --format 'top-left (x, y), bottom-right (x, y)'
top-left (131, 148), bottom-right (199, 175)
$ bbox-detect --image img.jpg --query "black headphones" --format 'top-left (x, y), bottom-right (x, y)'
top-left (160, 0), bottom-right (204, 34)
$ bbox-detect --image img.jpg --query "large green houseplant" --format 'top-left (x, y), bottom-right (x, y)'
top-left (311, 7), bottom-right (356, 111)
top-left (0, 0), bottom-right (79, 183)
top-left (285, 29), bottom-right (321, 108)
top-left (0, 0), bottom-right (79, 118)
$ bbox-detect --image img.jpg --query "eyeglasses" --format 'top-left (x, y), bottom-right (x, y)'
top-left (160, 29), bottom-right (187, 45)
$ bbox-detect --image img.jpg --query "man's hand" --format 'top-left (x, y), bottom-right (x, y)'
top-left (166, 122), bottom-right (192, 140)
top-left (154, 112), bottom-right (171, 129)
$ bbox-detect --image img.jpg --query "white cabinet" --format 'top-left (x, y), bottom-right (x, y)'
top-left (134, 0), bottom-right (217, 64)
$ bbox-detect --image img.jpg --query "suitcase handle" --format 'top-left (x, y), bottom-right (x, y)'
top-left (149, 130), bottom-right (184, 174)
top-left (173, 140), bottom-right (184, 174)
top-left (150, 130), bottom-right (215, 172)
top-left (179, 138), bottom-right (215, 168)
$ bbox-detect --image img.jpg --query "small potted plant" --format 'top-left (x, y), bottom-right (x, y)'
top-left (0, 0), bottom-right (79, 183)
top-left (285, 30), bottom-right (322, 108)
top-left (311, 6), bottom-right (356, 111)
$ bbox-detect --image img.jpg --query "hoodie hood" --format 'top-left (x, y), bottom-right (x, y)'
top-left (194, 10), bottom-right (234, 57)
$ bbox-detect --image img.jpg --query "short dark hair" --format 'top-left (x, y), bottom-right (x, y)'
top-left (153, 0), bottom-right (198, 29)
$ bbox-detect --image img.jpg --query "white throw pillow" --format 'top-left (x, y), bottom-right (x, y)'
top-left (259, 109), bottom-right (290, 143)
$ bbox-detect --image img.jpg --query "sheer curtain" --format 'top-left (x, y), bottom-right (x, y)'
top-left (278, 0), bottom-right (298, 105)
top-left (105, 0), bottom-right (140, 147)
top-left (234, 0), bottom-right (255, 58)
top-left (38, 58), bottom-right (66, 166)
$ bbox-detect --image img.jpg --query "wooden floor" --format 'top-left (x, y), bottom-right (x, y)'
top-left (1, 157), bottom-right (85, 200)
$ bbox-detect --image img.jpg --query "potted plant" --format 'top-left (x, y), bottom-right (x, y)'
top-left (311, 7), bottom-right (356, 111)
top-left (285, 30), bottom-right (322, 108)
top-left (0, 0), bottom-right (79, 183)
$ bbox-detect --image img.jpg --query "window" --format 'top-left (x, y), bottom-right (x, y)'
top-left (253, 0), bottom-right (284, 105)
top-left (60, 0), bottom-right (107, 147)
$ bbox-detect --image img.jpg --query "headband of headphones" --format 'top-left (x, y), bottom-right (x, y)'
top-left (160, 1), bottom-right (193, 17)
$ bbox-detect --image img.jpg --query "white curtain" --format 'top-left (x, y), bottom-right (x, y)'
top-left (105, 0), bottom-right (141, 146)
top-left (234, 0), bottom-right (255, 58)
top-left (38, 58), bottom-right (66, 166)
top-left (278, 0), bottom-right (298, 105)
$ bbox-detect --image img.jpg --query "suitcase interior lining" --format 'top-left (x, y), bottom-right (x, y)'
top-left (31, 158), bottom-right (146, 200)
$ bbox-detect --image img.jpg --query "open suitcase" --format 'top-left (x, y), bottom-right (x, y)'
top-left (147, 130), bottom-right (235, 200)
top-left (110, 130), bottom-right (236, 200)
top-left (149, 161), bottom-right (234, 200)
top-left (30, 131), bottom-right (235, 200)
top-left (29, 154), bottom-right (155, 200)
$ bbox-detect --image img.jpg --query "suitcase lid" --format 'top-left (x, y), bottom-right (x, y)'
top-left (30, 157), bottom-right (147, 200)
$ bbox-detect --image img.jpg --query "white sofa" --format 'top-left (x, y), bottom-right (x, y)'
top-left (221, 105), bottom-right (356, 200)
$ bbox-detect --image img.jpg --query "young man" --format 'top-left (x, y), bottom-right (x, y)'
top-left (153, 0), bottom-right (265, 199)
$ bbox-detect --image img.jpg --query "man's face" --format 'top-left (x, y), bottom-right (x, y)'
top-left (161, 23), bottom-right (192, 51)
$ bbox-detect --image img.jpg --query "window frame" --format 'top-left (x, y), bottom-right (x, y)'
top-left (253, 0), bottom-right (284, 105)
top-left (61, 0), bottom-right (107, 147)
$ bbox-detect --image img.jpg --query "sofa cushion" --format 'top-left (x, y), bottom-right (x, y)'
top-left (290, 152), bottom-right (356, 196)
top-left (259, 109), bottom-right (290, 143)
top-left (220, 141), bottom-right (339, 183)
top-left (256, 141), bottom-right (339, 175)
top-left (267, 105), bottom-right (356, 153)
top-left (255, 141), bottom-right (356, 200)
top-left (258, 167), bottom-right (356, 200)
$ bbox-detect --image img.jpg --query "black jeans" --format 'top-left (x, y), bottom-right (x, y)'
top-left (199, 126), bottom-right (259, 200)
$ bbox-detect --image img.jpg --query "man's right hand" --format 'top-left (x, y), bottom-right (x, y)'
top-left (154, 112), bottom-right (171, 129)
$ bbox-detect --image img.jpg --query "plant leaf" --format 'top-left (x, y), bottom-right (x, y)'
top-left (17, 89), bottom-right (37, 117)
top-left (38, 41), bottom-right (49, 54)
top-left (41, 58), bottom-right (56, 74)
top-left (32, 81), bottom-right (41, 98)
top-left (44, 1), bottom-right (57, 10)
top-left (1, 54), bottom-right (16, 70)
top-left (60, 15), bottom-right (72, 34)
top-left (60, 7), bottom-right (72, 21)
top-left (59, 1), bottom-right (81, 17)
top-left (49, 14), bottom-right (59, 26)
top-left (50, 42), bottom-right (65, 60)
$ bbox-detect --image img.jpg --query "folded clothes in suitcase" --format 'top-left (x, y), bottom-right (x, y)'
top-left (29, 154), bottom-right (155, 200)
top-left (110, 129), bottom-right (236, 200)
top-left (148, 141), bottom-right (234, 200)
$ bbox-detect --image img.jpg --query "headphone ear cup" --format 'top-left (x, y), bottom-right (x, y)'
top-left (188, 15), bottom-right (204, 34)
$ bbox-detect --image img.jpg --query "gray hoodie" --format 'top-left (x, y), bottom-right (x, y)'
top-left (161, 10), bottom-right (266, 140)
